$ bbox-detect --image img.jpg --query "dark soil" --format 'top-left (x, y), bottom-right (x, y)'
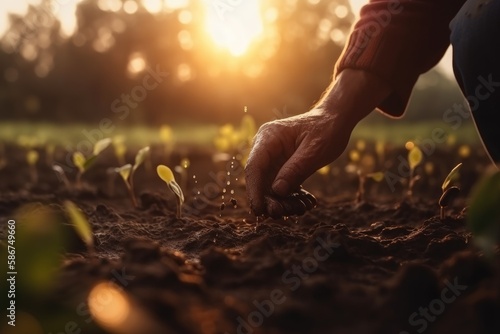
top-left (0, 143), bottom-right (499, 334)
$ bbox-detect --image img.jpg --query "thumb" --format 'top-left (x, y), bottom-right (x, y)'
top-left (271, 144), bottom-right (321, 197)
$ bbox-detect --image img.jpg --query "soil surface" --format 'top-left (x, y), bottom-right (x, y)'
top-left (0, 143), bottom-right (499, 334)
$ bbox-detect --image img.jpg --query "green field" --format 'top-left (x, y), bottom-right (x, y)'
top-left (0, 118), bottom-right (482, 149)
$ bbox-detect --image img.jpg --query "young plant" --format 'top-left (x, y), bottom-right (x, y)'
top-left (439, 163), bottom-right (462, 219)
top-left (157, 165), bottom-right (184, 218)
top-left (72, 138), bottom-right (111, 188)
top-left (115, 146), bottom-right (150, 208)
top-left (26, 149), bottom-right (39, 184)
top-left (52, 164), bottom-right (71, 189)
top-left (359, 172), bottom-right (385, 202)
top-left (113, 136), bottom-right (127, 166)
top-left (466, 166), bottom-right (500, 257)
top-left (407, 146), bottom-right (423, 199)
top-left (346, 149), bottom-right (383, 202)
top-left (160, 125), bottom-right (174, 160)
top-left (64, 201), bottom-right (94, 254)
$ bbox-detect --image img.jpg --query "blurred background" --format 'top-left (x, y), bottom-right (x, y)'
top-left (0, 0), bottom-right (467, 129)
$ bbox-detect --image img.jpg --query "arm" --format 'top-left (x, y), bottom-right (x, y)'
top-left (245, 69), bottom-right (391, 217)
top-left (245, 0), bottom-right (466, 218)
top-left (337, 0), bottom-right (466, 116)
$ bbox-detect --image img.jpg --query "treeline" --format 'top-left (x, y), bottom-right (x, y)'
top-left (0, 0), bottom-right (461, 125)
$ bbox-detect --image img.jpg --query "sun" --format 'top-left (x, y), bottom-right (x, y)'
top-left (202, 0), bottom-right (263, 57)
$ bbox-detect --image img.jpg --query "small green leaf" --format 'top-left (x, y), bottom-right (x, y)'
top-left (442, 163), bottom-right (462, 191)
top-left (64, 201), bottom-right (94, 249)
top-left (157, 165), bottom-right (175, 183)
top-left (157, 164), bottom-right (185, 217)
top-left (83, 155), bottom-right (98, 170)
top-left (240, 114), bottom-right (257, 141)
top-left (72, 152), bottom-right (86, 172)
top-left (438, 186), bottom-right (460, 207)
top-left (52, 164), bottom-right (65, 175)
top-left (92, 138), bottom-right (112, 156)
top-left (467, 168), bottom-right (500, 256)
top-left (26, 149), bottom-right (39, 166)
top-left (115, 164), bottom-right (132, 181)
top-left (367, 172), bottom-right (385, 182)
top-left (408, 146), bottom-right (423, 171)
top-left (133, 146), bottom-right (150, 172)
top-left (160, 125), bottom-right (173, 143)
top-left (168, 180), bottom-right (185, 204)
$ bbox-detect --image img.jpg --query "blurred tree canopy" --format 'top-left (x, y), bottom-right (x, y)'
top-left (0, 0), bottom-right (462, 125)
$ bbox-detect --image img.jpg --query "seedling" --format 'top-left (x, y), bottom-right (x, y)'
top-left (64, 201), bottom-right (94, 254)
top-left (26, 149), bottom-right (39, 184)
top-left (213, 114), bottom-right (257, 162)
top-left (439, 163), bottom-right (462, 219)
top-left (346, 149), bottom-right (382, 202)
top-left (113, 136), bottom-right (127, 165)
top-left (115, 146), bottom-right (150, 208)
top-left (160, 125), bottom-right (174, 159)
top-left (407, 146), bottom-right (423, 199)
top-left (357, 171), bottom-right (385, 202)
top-left (375, 140), bottom-right (385, 166)
top-left (72, 138), bottom-right (111, 188)
top-left (466, 166), bottom-right (500, 257)
top-left (52, 164), bottom-right (71, 189)
top-left (157, 165), bottom-right (184, 218)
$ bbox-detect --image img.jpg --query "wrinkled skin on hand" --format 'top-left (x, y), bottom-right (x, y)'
top-left (245, 108), bottom-right (354, 219)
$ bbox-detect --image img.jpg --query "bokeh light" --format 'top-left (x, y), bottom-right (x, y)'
top-left (88, 282), bottom-right (131, 330)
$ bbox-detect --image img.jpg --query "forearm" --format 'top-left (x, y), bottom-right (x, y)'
top-left (336, 0), bottom-right (466, 117)
top-left (316, 69), bottom-right (392, 126)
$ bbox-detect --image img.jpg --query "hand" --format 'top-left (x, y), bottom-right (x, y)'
top-left (245, 107), bottom-right (354, 218)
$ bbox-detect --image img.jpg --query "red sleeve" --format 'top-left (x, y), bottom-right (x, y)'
top-left (335, 0), bottom-right (466, 117)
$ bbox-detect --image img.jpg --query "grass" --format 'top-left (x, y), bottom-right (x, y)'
top-left (352, 118), bottom-right (481, 146)
top-left (0, 118), bottom-right (482, 148)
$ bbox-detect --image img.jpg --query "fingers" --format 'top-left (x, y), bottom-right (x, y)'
top-left (265, 188), bottom-right (317, 219)
top-left (271, 140), bottom-right (321, 197)
top-left (244, 125), bottom-right (286, 216)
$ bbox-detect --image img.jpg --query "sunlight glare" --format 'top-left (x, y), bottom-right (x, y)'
top-left (127, 52), bottom-right (146, 74)
top-left (165, 0), bottom-right (189, 9)
top-left (88, 282), bottom-right (131, 330)
top-left (203, 0), bottom-right (263, 57)
top-left (143, 0), bottom-right (163, 13)
top-left (348, 0), bottom-right (367, 17)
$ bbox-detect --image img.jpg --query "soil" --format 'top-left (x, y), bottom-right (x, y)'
top-left (0, 142), bottom-right (499, 334)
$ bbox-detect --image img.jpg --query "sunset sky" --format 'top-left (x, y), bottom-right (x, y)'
top-left (0, 0), bottom-right (455, 78)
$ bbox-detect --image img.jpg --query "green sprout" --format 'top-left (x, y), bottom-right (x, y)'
top-left (113, 135), bottom-right (127, 166)
top-left (52, 164), bottom-right (71, 189)
top-left (359, 172), bottom-right (385, 202)
top-left (160, 125), bottom-right (174, 160)
top-left (26, 149), bottom-right (39, 184)
top-left (439, 163), bottom-right (462, 219)
top-left (72, 138), bottom-right (111, 188)
top-left (157, 164), bottom-right (184, 218)
top-left (407, 146), bottom-right (423, 199)
top-left (115, 146), bottom-right (150, 208)
top-left (64, 201), bottom-right (94, 254)
top-left (346, 149), bottom-right (383, 202)
top-left (467, 166), bottom-right (500, 257)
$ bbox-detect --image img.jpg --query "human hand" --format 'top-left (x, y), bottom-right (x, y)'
top-left (244, 108), bottom-right (354, 218)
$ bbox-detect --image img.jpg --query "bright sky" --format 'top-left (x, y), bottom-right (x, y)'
top-left (0, 0), bottom-right (455, 78)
